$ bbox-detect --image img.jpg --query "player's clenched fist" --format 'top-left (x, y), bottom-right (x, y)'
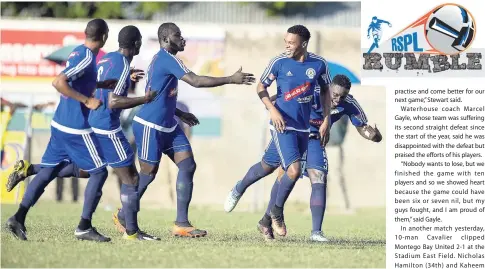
top-left (84, 97), bottom-right (102, 110)
top-left (230, 67), bottom-right (256, 85)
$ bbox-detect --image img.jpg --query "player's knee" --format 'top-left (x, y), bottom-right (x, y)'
top-left (286, 162), bottom-right (302, 180)
top-left (308, 169), bottom-right (326, 185)
top-left (260, 161), bottom-right (277, 174)
top-left (177, 157), bottom-right (196, 174)
top-left (140, 162), bottom-right (158, 176)
top-left (91, 167), bottom-right (108, 178)
top-left (120, 171), bottom-right (139, 185)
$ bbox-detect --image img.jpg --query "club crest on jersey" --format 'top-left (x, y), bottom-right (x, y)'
top-left (169, 87), bottom-right (178, 97)
top-left (331, 107), bottom-right (344, 114)
top-left (306, 68), bottom-right (316, 79)
top-left (284, 82), bottom-right (311, 101)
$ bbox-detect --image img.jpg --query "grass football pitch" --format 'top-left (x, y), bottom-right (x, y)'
top-left (1, 203), bottom-right (385, 268)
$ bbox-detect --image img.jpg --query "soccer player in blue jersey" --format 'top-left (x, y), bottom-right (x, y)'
top-left (272, 74), bottom-right (382, 241)
top-left (224, 25), bottom-right (332, 239)
top-left (111, 22), bottom-right (255, 238)
top-left (88, 25), bottom-right (161, 241)
top-left (5, 19), bottom-right (117, 242)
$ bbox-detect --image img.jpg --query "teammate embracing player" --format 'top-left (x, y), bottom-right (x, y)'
top-left (224, 25), bottom-right (332, 240)
top-left (225, 74), bottom-right (383, 241)
top-left (112, 22), bottom-right (256, 238)
top-left (88, 25), bottom-right (160, 240)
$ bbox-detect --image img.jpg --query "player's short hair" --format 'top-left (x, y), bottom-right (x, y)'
top-left (85, 18), bottom-right (109, 41)
top-left (287, 25), bottom-right (311, 42)
top-left (118, 25), bottom-right (142, 49)
top-left (158, 22), bottom-right (178, 42)
top-left (332, 74), bottom-right (351, 90)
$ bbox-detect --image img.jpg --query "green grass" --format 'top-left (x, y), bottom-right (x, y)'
top-left (1, 203), bottom-right (385, 268)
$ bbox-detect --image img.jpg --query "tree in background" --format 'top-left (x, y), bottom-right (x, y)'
top-left (1, 2), bottom-right (168, 19)
top-left (1, 2), bottom-right (314, 19)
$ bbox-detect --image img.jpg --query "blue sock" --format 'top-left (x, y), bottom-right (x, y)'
top-left (81, 168), bottom-right (108, 221)
top-left (265, 178), bottom-right (280, 215)
top-left (119, 172), bottom-right (155, 219)
top-left (175, 157), bottom-right (196, 224)
top-left (19, 167), bottom-right (59, 221)
top-left (57, 163), bottom-right (80, 178)
top-left (31, 164), bottom-right (42, 174)
top-left (275, 172), bottom-right (297, 208)
top-left (235, 162), bottom-right (271, 194)
top-left (121, 184), bottom-right (139, 234)
top-left (310, 183), bottom-right (327, 232)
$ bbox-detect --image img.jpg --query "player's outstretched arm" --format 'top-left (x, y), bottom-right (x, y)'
top-left (108, 90), bottom-right (156, 110)
top-left (356, 124), bottom-right (382, 142)
top-left (181, 67), bottom-right (255, 88)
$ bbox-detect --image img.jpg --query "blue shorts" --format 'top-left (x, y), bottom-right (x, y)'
top-left (303, 137), bottom-right (328, 176)
top-left (92, 130), bottom-right (134, 168)
top-left (262, 129), bottom-right (309, 170)
top-left (133, 121), bottom-right (191, 164)
top-left (41, 126), bottom-right (107, 173)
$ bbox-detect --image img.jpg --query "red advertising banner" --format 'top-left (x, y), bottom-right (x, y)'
top-left (0, 30), bottom-right (85, 78)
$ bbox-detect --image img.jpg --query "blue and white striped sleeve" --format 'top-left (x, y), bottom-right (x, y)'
top-left (113, 57), bottom-right (130, 95)
top-left (62, 48), bottom-right (94, 82)
top-left (166, 54), bottom-right (191, 79)
top-left (319, 59), bottom-right (331, 86)
top-left (345, 96), bottom-right (368, 127)
top-left (260, 54), bottom-right (284, 87)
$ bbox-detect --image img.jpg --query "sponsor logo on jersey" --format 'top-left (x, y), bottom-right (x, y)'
top-left (309, 119), bottom-right (323, 126)
top-left (284, 82), bottom-right (311, 101)
top-left (297, 95), bottom-right (313, 103)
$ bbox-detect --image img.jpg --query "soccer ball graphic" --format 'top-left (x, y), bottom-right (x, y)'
top-left (425, 4), bottom-right (475, 55)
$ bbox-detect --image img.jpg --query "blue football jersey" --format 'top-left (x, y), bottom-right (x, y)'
top-left (88, 51), bottom-right (131, 131)
top-left (261, 52), bottom-right (331, 132)
top-left (52, 45), bottom-right (97, 130)
top-left (310, 93), bottom-right (368, 133)
top-left (135, 49), bottom-right (191, 130)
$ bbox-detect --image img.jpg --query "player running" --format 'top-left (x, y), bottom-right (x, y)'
top-left (224, 25), bottom-right (332, 240)
top-left (88, 25), bottom-right (160, 241)
top-left (111, 22), bottom-right (256, 238)
top-left (272, 74), bottom-right (382, 241)
top-left (5, 19), bottom-right (117, 242)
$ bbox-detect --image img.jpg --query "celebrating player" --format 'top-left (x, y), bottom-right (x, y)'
top-left (88, 25), bottom-right (160, 240)
top-left (224, 25), bottom-right (332, 240)
top-left (112, 22), bottom-right (255, 238)
top-left (273, 74), bottom-right (382, 241)
top-left (5, 19), bottom-right (117, 242)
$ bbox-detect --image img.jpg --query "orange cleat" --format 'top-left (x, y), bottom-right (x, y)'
top-left (112, 209), bottom-right (126, 234)
top-left (172, 224), bottom-right (207, 238)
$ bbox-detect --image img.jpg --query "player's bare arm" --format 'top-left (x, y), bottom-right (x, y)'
top-left (181, 67), bottom-right (255, 88)
top-left (52, 73), bottom-right (101, 110)
top-left (257, 82), bottom-right (285, 133)
top-left (108, 90), bottom-right (156, 110)
top-left (175, 108), bottom-right (199, 127)
top-left (269, 94), bottom-right (277, 102)
top-left (318, 81), bottom-right (331, 146)
top-left (356, 124), bottom-right (382, 142)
